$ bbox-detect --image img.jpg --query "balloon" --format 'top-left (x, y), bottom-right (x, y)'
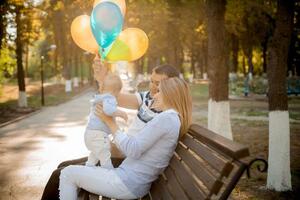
top-left (106, 28), bottom-right (149, 62)
top-left (70, 15), bottom-right (98, 54)
top-left (93, 0), bottom-right (126, 16)
top-left (90, 2), bottom-right (123, 49)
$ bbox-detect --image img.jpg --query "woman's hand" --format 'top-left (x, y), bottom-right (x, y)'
top-left (95, 104), bottom-right (119, 133)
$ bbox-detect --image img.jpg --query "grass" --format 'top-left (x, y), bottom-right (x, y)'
top-left (0, 87), bottom-right (87, 108)
top-left (290, 111), bottom-right (300, 120)
top-left (0, 83), bottom-right (91, 124)
top-left (190, 83), bottom-right (209, 100)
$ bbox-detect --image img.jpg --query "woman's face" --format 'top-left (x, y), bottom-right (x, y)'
top-left (152, 86), bottom-right (167, 111)
top-left (149, 71), bottom-right (168, 97)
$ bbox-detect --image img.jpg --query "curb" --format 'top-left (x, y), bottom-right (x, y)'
top-left (0, 86), bottom-right (94, 128)
top-left (0, 109), bottom-right (43, 128)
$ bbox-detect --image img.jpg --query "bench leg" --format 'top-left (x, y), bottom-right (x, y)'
top-left (219, 161), bottom-right (248, 200)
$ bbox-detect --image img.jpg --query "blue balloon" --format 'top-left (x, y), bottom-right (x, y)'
top-left (90, 2), bottom-right (123, 49)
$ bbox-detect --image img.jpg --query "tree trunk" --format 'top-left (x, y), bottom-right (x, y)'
top-left (266, 0), bottom-right (294, 191)
top-left (177, 45), bottom-right (184, 74)
top-left (203, 40), bottom-right (208, 79)
top-left (0, 0), bottom-right (8, 51)
top-left (79, 53), bottom-right (84, 86)
top-left (231, 34), bottom-right (239, 74)
top-left (25, 43), bottom-right (29, 79)
top-left (242, 55), bottom-right (246, 76)
top-left (262, 40), bottom-right (268, 74)
top-left (191, 49), bottom-right (196, 77)
top-left (206, 0), bottom-right (232, 140)
top-left (74, 48), bottom-right (79, 88)
top-left (16, 7), bottom-right (27, 107)
top-left (244, 46), bottom-right (254, 77)
top-left (54, 47), bottom-right (59, 81)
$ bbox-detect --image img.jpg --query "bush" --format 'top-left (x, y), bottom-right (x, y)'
top-left (229, 74), bottom-right (268, 95)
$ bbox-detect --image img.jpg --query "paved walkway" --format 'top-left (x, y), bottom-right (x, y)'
top-left (0, 89), bottom-right (136, 200)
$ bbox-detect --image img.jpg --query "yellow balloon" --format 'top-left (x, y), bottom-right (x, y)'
top-left (93, 0), bottom-right (126, 16)
top-left (106, 28), bottom-right (149, 62)
top-left (70, 15), bottom-right (98, 54)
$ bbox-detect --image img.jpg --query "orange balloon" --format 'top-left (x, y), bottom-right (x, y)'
top-left (70, 15), bottom-right (98, 54)
top-left (106, 28), bottom-right (149, 62)
top-left (93, 0), bottom-right (126, 16)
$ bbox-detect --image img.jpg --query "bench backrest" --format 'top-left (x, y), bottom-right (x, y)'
top-left (149, 124), bottom-right (250, 200)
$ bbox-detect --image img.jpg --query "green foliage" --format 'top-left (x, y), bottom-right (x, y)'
top-left (0, 47), bottom-right (16, 82)
top-left (229, 75), bottom-right (268, 95)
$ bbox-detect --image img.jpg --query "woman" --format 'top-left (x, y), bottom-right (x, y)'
top-left (59, 77), bottom-right (192, 199)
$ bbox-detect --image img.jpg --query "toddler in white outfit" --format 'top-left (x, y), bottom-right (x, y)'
top-left (84, 73), bottom-right (127, 168)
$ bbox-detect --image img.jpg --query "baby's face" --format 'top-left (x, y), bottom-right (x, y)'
top-left (102, 81), bottom-right (121, 96)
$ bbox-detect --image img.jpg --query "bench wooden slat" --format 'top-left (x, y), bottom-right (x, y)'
top-left (188, 124), bottom-right (250, 159)
top-left (176, 144), bottom-right (223, 195)
top-left (150, 177), bottom-right (173, 200)
top-left (164, 167), bottom-right (190, 200)
top-left (169, 156), bottom-right (207, 200)
top-left (182, 135), bottom-right (234, 177)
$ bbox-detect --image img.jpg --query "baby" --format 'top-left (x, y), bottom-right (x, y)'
top-left (84, 73), bottom-right (127, 168)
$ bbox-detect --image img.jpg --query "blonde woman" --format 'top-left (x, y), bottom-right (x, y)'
top-left (59, 77), bottom-right (193, 200)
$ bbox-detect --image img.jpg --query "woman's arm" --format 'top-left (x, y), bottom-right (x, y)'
top-left (116, 93), bottom-right (140, 110)
top-left (96, 105), bottom-right (179, 159)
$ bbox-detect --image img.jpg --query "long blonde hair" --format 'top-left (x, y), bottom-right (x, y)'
top-left (160, 77), bottom-right (192, 138)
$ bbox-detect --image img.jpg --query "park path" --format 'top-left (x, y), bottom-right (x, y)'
top-left (0, 88), bottom-right (136, 200)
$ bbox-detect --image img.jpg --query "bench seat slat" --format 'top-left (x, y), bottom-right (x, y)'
top-left (182, 136), bottom-right (234, 177)
top-left (169, 156), bottom-right (207, 200)
top-left (176, 144), bottom-right (223, 195)
top-left (150, 177), bottom-right (173, 200)
top-left (164, 167), bottom-right (190, 200)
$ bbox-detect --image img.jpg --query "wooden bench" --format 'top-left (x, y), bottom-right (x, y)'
top-left (79, 124), bottom-right (250, 200)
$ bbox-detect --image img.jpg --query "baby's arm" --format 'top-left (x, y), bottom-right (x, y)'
top-left (102, 96), bottom-right (127, 122)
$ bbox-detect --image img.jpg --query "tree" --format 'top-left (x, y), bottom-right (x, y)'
top-left (266, 0), bottom-right (294, 191)
top-left (0, 0), bottom-right (9, 51)
top-left (225, 0), bottom-right (276, 76)
top-left (206, 0), bottom-right (233, 140)
top-left (126, 0), bottom-right (170, 72)
top-left (42, 0), bottom-right (93, 92)
top-left (15, 4), bottom-right (27, 107)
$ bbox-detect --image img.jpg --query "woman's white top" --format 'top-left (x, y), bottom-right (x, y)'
top-left (113, 109), bottom-right (180, 197)
top-left (127, 91), bottom-right (160, 136)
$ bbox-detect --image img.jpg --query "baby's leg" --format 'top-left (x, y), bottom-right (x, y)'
top-left (86, 152), bottom-right (99, 167)
top-left (84, 129), bottom-right (102, 166)
top-left (98, 132), bottom-right (113, 169)
top-left (98, 140), bottom-right (113, 169)
top-left (85, 130), bottom-right (112, 168)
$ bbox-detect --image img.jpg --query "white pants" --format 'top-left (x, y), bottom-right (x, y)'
top-left (59, 165), bottom-right (136, 200)
top-left (84, 129), bottom-right (113, 168)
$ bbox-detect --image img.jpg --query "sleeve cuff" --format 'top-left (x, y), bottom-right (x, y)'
top-left (135, 92), bottom-right (143, 106)
top-left (113, 130), bottom-right (128, 147)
